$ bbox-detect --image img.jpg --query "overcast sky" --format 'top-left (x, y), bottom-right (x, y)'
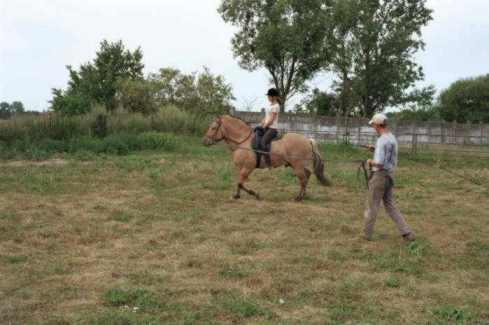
top-left (1, 0), bottom-right (488, 111)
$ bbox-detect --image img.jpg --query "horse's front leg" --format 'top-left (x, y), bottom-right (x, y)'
top-left (234, 167), bottom-right (260, 200)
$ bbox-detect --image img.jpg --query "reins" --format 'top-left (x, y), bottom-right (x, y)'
top-left (216, 117), bottom-right (253, 145)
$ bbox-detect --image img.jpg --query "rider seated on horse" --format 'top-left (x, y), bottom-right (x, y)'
top-left (260, 88), bottom-right (281, 166)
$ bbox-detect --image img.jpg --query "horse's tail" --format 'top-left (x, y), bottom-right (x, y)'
top-left (311, 139), bottom-right (332, 187)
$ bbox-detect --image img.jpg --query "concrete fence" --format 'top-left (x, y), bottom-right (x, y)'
top-left (234, 111), bottom-right (489, 155)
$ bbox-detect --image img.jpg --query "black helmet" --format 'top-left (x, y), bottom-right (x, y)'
top-left (266, 88), bottom-right (280, 97)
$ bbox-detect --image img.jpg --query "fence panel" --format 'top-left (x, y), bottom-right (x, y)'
top-left (234, 111), bottom-right (489, 156)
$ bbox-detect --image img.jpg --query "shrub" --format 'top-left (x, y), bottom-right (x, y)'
top-left (0, 104), bottom-right (211, 159)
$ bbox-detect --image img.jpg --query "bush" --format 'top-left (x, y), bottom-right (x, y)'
top-left (0, 106), bottom-right (210, 159)
top-left (438, 74), bottom-right (489, 123)
top-left (149, 67), bottom-right (235, 116)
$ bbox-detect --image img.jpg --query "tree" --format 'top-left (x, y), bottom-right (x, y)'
top-left (295, 88), bottom-right (338, 116)
top-left (391, 105), bottom-right (440, 121)
top-left (219, 0), bottom-right (332, 112)
top-left (0, 101), bottom-right (26, 119)
top-left (438, 74), bottom-right (489, 123)
top-left (51, 40), bottom-right (144, 114)
top-left (328, 0), bottom-right (433, 117)
top-left (149, 67), bottom-right (235, 115)
top-left (0, 102), bottom-right (10, 119)
top-left (10, 101), bottom-right (25, 113)
top-left (116, 79), bottom-right (158, 115)
top-left (327, 0), bottom-right (359, 117)
top-left (391, 87), bottom-right (440, 121)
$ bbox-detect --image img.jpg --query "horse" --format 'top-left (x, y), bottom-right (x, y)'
top-left (202, 115), bottom-right (332, 201)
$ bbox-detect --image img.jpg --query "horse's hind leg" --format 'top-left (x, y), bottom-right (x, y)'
top-left (234, 168), bottom-right (261, 200)
top-left (292, 164), bottom-right (309, 202)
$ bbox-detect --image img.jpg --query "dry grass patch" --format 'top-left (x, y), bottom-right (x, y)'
top-left (0, 144), bottom-right (488, 324)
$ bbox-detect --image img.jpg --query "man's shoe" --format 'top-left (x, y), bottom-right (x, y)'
top-left (402, 232), bottom-right (416, 242)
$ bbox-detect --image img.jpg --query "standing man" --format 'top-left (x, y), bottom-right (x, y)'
top-left (364, 113), bottom-right (415, 242)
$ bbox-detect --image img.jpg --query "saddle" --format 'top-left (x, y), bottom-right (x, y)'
top-left (252, 126), bottom-right (283, 168)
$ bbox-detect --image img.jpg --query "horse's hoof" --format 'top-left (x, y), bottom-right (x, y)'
top-left (255, 195), bottom-right (262, 201)
top-left (294, 196), bottom-right (304, 202)
top-left (233, 195), bottom-right (241, 200)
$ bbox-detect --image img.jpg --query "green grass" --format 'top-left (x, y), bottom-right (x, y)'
top-left (0, 137), bottom-right (488, 324)
top-left (432, 305), bottom-right (472, 324)
top-left (0, 107), bottom-right (210, 160)
top-left (385, 275), bottom-right (400, 288)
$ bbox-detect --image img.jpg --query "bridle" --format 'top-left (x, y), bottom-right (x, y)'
top-left (209, 116), bottom-right (252, 145)
top-left (209, 117), bottom-right (226, 142)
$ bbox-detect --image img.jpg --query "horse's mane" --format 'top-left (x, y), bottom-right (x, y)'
top-left (219, 114), bottom-right (253, 143)
top-left (222, 114), bottom-right (252, 130)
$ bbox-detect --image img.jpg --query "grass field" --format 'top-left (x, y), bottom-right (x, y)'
top-left (1, 137), bottom-right (488, 324)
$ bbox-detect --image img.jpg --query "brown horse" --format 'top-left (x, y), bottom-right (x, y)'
top-left (203, 115), bottom-right (332, 201)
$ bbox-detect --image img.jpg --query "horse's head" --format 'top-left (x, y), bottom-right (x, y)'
top-left (202, 117), bottom-right (225, 146)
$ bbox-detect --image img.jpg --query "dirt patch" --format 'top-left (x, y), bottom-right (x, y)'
top-left (2, 159), bottom-right (69, 167)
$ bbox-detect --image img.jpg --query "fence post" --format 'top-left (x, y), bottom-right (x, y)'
top-left (481, 122), bottom-right (485, 145)
top-left (452, 120), bottom-right (457, 145)
top-left (357, 122), bottom-right (362, 146)
top-left (464, 121), bottom-right (471, 146)
top-left (441, 121), bottom-right (446, 144)
top-left (343, 115), bottom-right (350, 144)
top-left (411, 124), bottom-right (418, 155)
top-left (335, 114), bottom-right (341, 145)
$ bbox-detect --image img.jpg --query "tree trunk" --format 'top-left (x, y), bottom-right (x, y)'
top-left (279, 101), bottom-right (286, 113)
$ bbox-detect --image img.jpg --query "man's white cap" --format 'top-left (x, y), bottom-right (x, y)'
top-left (369, 113), bottom-right (388, 125)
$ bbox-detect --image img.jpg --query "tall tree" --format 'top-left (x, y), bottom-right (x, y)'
top-left (328, 0), bottom-right (358, 117)
top-left (148, 67), bottom-right (235, 115)
top-left (219, 0), bottom-right (333, 112)
top-left (438, 74), bottom-right (489, 123)
top-left (295, 88), bottom-right (338, 116)
top-left (0, 102), bottom-right (10, 119)
top-left (0, 101), bottom-right (26, 119)
top-left (10, 101), bottom-right (25, 113)
top-left (51, 40), bottom-right (144, 114)
top-left (329, 0), bottom-right (433, 117)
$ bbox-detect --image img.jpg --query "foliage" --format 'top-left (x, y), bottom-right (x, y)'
top-left (438, 74), bottom-right (489, 123)
top-left (327, 0), bottom-right (360, 116)
top-left (0, 132), bottom-right (181, 159)
top-left (295, 88), bottom-right (339, 116)
top-left (0, 101), bottom-right (26, 119)
top-left (115, 79), bottom-right (158, 115)
top-left (50, 40), bottom-right (144, 114)
top-left (390, 85), bottom-right (439, 121)
top-left (328, 0), bottom-right (433, 117)
top-left (219, 0), bottom-right (332, 111)
top-left (149, 67), bottom-right (235, 115)
top-left (389, 106), bottom-right (440, 122)
top-left (0, 106), bottom-right (210, 159)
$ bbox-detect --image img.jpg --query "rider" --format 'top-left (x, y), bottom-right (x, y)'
top-left (260, 88), bottom-right (281, 167)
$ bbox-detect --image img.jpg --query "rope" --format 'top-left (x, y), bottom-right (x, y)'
top-left (230, 144), bottom-right (366, 164)
top-left (357, 160), bottom-right (371, 190)
top-left (228, 141), bottom-right (487, 191)
top-left (407, 155), bottom-right (489, 191)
